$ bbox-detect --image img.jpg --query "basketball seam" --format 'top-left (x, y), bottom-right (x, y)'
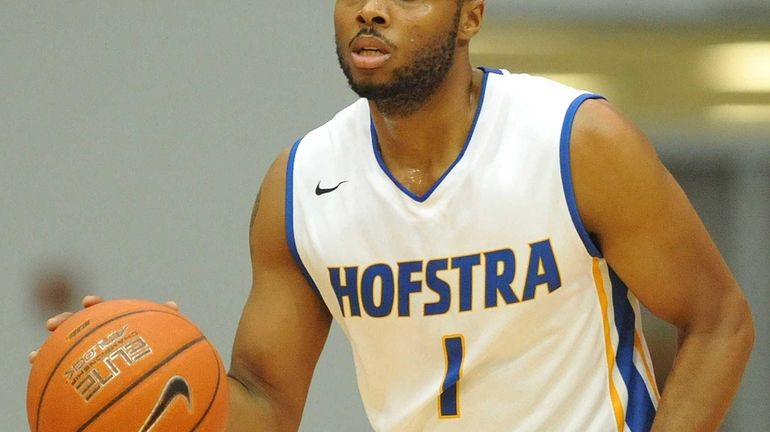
top-left (34, 308), bottom-right (180, 432)
top-left (75, 336), bottom-right (206, 432)
top-left (190, 341), bottom-right (224, 432)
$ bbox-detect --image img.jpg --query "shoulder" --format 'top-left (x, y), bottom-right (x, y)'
top-left (488, 71), bottom-right (584, 99)
top-left (299, 98), bottom-right (370, 148)
top-left (570, 99), bottom-right (662, 196)
top-left (288, 99), bottom-right (372, 184)
top-left (250, 149), bottom-right (290, 256)
top-left (254, 98), bottom-right (371, 237)
top-left (569, 98), bottom-right (667, 237)
top-left (572, 99), bottom-right (655, 159)
top-left (486, 71), bottom-right (596, 131)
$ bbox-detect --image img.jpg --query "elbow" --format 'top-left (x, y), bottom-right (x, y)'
top-left (226, 367), bottom-right (304, 431)
top-left (684, 288), bottom-right (755, 356)
top-left (733, 296), bottom-right (755, 356)
top-left (709, 290), bottom-right (754, 356)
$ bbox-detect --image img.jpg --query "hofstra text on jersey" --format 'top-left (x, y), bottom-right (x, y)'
top-left (327, 239), bottom-right (562, 318)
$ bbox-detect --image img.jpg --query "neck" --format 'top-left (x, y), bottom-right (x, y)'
top-left (370, 61), bottom-right (484, 175)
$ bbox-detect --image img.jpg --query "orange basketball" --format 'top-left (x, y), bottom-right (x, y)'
top-left (27, 299), bottom-right (229, 432)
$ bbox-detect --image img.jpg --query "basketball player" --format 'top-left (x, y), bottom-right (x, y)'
top-left (32, 1), bottom-right (754, 431)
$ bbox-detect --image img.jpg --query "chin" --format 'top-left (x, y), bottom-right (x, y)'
top-left (350, 70), bottom-right (393, 86)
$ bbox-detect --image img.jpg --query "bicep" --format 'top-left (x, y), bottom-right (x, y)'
top-left (230, 265), bottom-right (331, 421)
top-left (230, 150), bottom-right (332, 423)
top-left (571, 100), bottom-right (741, 330)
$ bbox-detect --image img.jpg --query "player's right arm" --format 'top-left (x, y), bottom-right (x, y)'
top-left (29, 149), bottom-right (331, 431)
top-left (226, 149), bottom-right (333, 431)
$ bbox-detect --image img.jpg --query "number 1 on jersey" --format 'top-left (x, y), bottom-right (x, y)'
top-left (439, 335), bottom-right (465, 418)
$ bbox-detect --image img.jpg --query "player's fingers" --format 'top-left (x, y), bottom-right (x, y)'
top-left (45, 312), bottom-right (73, 331)
top-left (28, 350), bottom-right (38, 364)
top-left (82, 295), bottom-right (104, 308)
top-left (163, 301), bottom-right (179, 311)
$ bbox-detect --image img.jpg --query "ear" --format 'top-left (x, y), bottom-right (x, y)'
top-left (458, 0), bottom-right (484, 42)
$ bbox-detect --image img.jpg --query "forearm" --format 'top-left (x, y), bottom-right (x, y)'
top-left (652, 311), bottom-right (754, 431)
top-left (227, 375), bottom-right (301, 432)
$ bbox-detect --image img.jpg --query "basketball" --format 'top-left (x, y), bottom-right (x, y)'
top-left (27, 299), bottom-right (229, 432)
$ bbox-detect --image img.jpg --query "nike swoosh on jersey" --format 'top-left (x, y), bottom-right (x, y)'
top-left (139, 375), bottom-right (192, 432)
top-left (315, 180), bottom-right (348, 196)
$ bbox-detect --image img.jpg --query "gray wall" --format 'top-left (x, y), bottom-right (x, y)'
top-left (655, 137), bottom-right (770, 431)
top-left (2, 2), bottom-right (767, 431)
top-left (1, 2), bottom-right (365, 430)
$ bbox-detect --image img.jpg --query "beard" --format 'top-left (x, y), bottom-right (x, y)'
top-left (336, 15), bottom-right (460, 117)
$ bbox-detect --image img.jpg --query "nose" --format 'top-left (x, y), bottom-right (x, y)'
top-left (357, 0), bottom-right (389, 27)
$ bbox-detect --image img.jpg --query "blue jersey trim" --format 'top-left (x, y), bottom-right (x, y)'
top-left (559, 93), bottom-right (606, 258)
top-left (370, 69), bottom-right (491, 203)
top-left (609, 267), bottom-right (657, 431)
top-left (479, 66), bottom-right (504, 75)
top-left (285, 138), bottom-right (323, 299)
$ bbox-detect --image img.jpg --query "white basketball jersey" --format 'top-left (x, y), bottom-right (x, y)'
top-left (286, 68), bottom-right (659, 431)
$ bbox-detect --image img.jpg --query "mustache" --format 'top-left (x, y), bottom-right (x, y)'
top-left (350, 27), bottom-right (396, 49)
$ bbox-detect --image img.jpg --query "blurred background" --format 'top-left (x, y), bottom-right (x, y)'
top-left (2, 1), bottom-right (768, 430)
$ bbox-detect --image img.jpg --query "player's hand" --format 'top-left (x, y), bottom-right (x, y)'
top-left (27, 295), bottom-right (179, 364)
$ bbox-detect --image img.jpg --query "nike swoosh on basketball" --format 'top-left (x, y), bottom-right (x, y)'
top-left (139, 375), bottom-right (192, 432)
top-left (315, 180), bottom-right (348, 196)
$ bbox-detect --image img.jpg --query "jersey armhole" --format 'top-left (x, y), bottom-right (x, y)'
top-left (285, 137), bottom-right (324, 299)
top-left (478, 66), bottom-right (505, 75)
top-left (559, 93), bottom-right (606, 258)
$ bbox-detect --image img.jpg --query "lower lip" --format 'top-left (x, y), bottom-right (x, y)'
top-left (351, 52), bottom-right (391, 69)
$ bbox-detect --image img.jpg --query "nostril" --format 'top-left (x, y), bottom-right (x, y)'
top-left (357, 5), bottom-right (388, 27)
